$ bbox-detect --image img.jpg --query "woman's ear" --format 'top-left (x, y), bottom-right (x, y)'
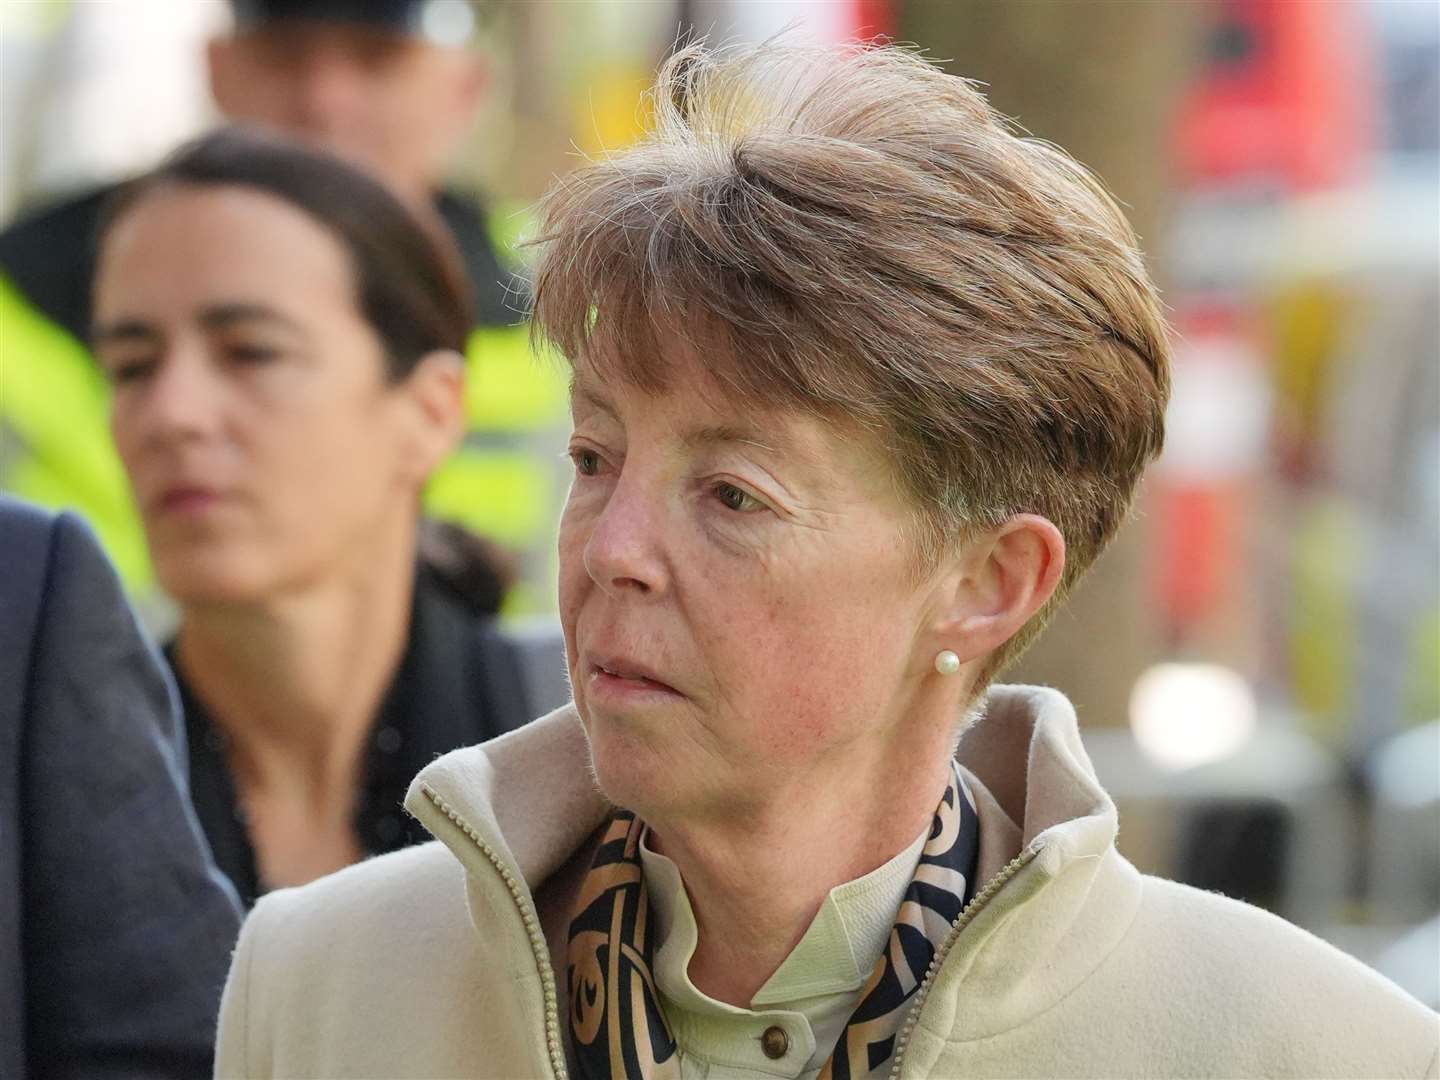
top-left (932, 514), bottom-right (1066, 667)
top-left (397, 349), bottom-right (466, 482)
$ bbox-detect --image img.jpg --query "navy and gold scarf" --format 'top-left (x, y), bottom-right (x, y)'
top-left (567, 761), bottom-right (980, 1079)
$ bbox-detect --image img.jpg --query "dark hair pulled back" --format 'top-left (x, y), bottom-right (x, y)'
top-left (100, 125), bottom-right (473, 379)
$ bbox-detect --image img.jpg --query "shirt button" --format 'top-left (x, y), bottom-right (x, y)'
top-left (760, 1026), bottom-right (789, 1060)
top-left (375, 726), bottom-right (403, 754)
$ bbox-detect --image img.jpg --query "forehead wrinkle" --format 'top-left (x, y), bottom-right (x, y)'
top-left (570, 367), bottom-right (783, 455)
top-left (571, 358), bottom-right (849, 487)
top-left (681, 423), bottom-right (787, 457)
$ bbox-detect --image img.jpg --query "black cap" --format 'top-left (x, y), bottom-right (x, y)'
top-left (230, 0), bottom-right (475, 44)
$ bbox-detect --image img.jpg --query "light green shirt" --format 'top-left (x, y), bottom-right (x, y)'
top-left (639, 825), bottom-right (928, 1079)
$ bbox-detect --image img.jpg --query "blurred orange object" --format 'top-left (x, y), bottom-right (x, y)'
top-left (1176, 0), bottom-right (1375, 191)
top-left (1153, 301), bottom-right (1269, 660)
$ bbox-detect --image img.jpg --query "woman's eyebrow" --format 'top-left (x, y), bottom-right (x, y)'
top-left (91, 318), bottom-right (160, 348)
top-left (198, 303), bottom-right (307, 337)
top-left (574, 389), bottom-right (618, 420)
top-left (568, 374), bottom-right (621, 421)
top-left (92, 306), bottom-right (308, 351)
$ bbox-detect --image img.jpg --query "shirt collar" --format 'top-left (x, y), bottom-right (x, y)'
top-left (636, 821), bottom-right (928, 1075)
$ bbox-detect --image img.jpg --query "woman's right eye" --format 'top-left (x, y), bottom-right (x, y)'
top-left (571, 448), bottom-right (602, 476)
top-left (105, 357), bottom-right (158, 385)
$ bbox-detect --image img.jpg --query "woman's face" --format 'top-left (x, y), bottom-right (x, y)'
top-left (560, 345), bottom-right (955, 825)
top-left (95, 185), bottom-right (443, 604)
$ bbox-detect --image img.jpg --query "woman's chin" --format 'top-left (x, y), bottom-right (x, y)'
top-left (580, 712), bottom-right (692, 816)
top-left (157, 556), bottom-right (273, 608)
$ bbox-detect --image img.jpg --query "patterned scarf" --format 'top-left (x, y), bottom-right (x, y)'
top-left (567, 761), bottom-right (980, 1079)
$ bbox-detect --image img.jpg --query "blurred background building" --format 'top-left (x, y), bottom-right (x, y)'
top-left (1, 0), bottom-right (1436, 1006)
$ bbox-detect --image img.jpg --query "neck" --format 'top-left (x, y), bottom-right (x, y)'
top-left (647, 718), bottom-right (956, 1007)
top-left (175, 522), bottom-right (418, 805)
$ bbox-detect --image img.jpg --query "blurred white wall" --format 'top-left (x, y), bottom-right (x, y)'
top-left (1, 0), bottom-right (228, 220)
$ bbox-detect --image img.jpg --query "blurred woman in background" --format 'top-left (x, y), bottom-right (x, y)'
top-left (91, 128), bottom-right (543, 904)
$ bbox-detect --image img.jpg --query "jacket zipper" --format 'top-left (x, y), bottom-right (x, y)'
top-left (887, 843), bottom-right (1043, 1079)
top-left (422, 787), bottom-right (569, 1080)
top-left (423, 782), bottom-right (1039, 1080)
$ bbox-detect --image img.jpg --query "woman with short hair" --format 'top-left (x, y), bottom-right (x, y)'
top-left (216, 43), bottom-right (1437, 1079)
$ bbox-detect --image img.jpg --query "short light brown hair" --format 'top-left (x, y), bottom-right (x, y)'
top-left (531, 41), bottom-right (1171, 673)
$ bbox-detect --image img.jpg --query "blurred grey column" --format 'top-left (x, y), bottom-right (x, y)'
top-left (1366, 720), bottom-right (1440, 1007)
top-left (1083, 721), bottom-right (1351, 930)
top-left (899, 0), bottom-right (1205, 729)
top-left (1367, 720), bottom-right (1440, 926)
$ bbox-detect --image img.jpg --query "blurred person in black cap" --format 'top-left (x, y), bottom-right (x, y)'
top-left (211, 0), bottom-right (512, 324)
top-left (0, 0), bottom-right (566, 603)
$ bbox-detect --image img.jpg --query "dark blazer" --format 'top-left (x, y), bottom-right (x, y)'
top-left (0, 497), bottom-right (242, 1079)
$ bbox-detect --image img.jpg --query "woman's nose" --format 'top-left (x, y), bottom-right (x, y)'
top-left (293, 48), bottom-right (370, 138)
top-left (127, 353), bottom-right (221, 448)
top-left (581, 475), bottom-right (669, 598)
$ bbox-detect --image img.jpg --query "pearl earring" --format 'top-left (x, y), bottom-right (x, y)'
top-left (934, 650), bottom-right (961, 675)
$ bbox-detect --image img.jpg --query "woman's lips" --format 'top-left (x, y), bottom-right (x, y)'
top-left (586, 655), bottom-right (684, 700)
top-left (589, 669), bottom-right (685, 703)
top-left (154, 486), bottom-right (223, 516)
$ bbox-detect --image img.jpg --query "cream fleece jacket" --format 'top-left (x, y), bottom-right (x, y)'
top-left (216, 687), bottom-right (1440, 1079)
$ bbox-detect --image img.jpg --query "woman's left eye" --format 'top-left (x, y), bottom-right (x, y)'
top-left (227, 344), bottom-right (280, 364)
top-left (105, 357), bottom-right (158, 385)
top-left (712, 482), bottom-right (764, 513)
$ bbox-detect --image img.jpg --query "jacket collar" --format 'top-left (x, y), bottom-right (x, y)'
top-left (405, 684), bottom-right (1116, 888)
top-left (405, 685), bottom-right (1141, 1044)
top-left (406, 703), bottom-right (609, 893)
top-left (957, 684), bottom-right (1120, 875)
top-left (916, 685), bottom-right (1144, 1050)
